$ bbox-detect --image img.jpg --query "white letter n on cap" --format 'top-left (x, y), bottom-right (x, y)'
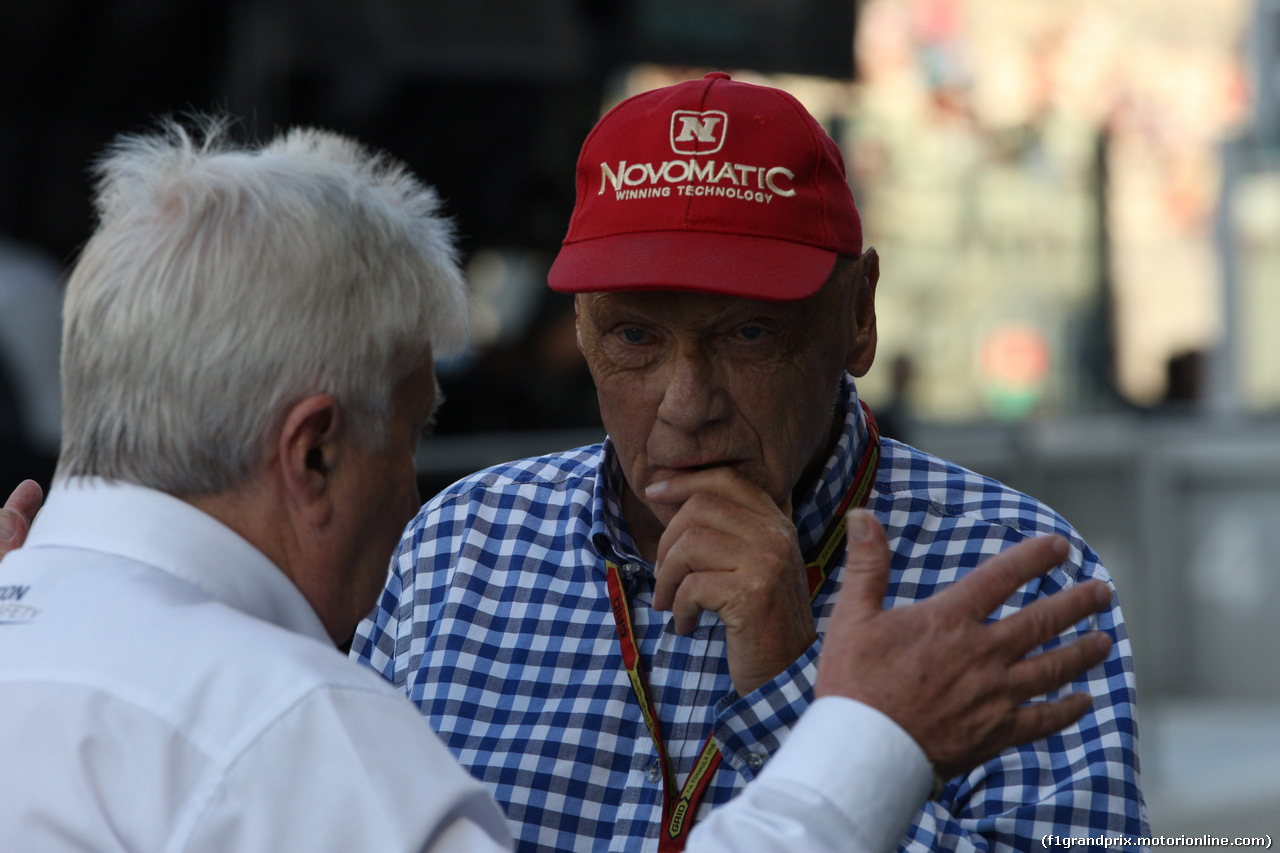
top-left (671, 110), bottom-right (727, 155)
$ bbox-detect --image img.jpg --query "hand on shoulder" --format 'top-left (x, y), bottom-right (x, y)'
top-left (817, 509), bottom-right (1113, 780)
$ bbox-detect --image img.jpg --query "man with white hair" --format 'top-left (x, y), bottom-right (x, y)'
top-left (0, 120), bottom-right (513, 851)
top-left (0, 118), bottom-right (1115, 853)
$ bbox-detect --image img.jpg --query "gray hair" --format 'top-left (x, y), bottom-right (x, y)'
top-left (57, 117), bottom-right (468, 495)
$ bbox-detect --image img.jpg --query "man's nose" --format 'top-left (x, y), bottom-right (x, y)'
top-left (656, 349), bottom-right (727, 432)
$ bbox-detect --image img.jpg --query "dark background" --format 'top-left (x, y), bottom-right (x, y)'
top-left (0, 0), bottom-right (858, 498)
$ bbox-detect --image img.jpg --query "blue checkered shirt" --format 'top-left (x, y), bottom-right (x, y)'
top-left (352, 377), bottom-right (1150, 852)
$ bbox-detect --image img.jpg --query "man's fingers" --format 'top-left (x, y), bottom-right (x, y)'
top-left (934, 692), bottom-right (1096, 779)
top-left (6, 480), bottom-right (44, 519)
top-left (829, 509), bottom-right (892, 621)
top-left (652, 526), bottom-right (743, 611)
top-left (645, 466), bottom-right (779, 512)
top-left (0, 480), bottom-right (44, 554)
top-left (1005, 632), bottom-right (1113, 702)
top-left (654, 491), bottom-right (778, 572)
top-left (991, 579), bottom-right (1112, 659)
top-left (1003, 692), bottom-right (1096, 753)
top-left (666, 571), bottom-right (729, 634)
top-left (942, 535), bottom-right (1069, 620)
top-left (0, 510), bottom-right (23, 550)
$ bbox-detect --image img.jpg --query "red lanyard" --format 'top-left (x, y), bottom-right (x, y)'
top-left (605, 404), bottom-right (881, 851)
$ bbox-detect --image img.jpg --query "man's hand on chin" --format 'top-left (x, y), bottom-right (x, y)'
top-left (646, 466), bottom-right (815, 697)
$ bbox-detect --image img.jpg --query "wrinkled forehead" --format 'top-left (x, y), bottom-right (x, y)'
top-left (577, 283), bottom-right (837, 326)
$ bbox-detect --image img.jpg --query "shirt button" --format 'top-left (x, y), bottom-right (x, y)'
top-left (746, 752), bottom-right (766, 771)
top-left (645, 761), bottom-right (662, 783)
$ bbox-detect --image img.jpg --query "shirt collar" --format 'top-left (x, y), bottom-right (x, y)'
top-left (590, 439), bottom-right (643, 566)
top-left (590, 374), bottom-right (873, 566)
top-left (25, 477), bottom-right (332, 644)
top-left (791, 374), bottom-right (871, 556)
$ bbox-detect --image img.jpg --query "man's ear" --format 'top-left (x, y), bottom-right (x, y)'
top-left (573, 294), bottom-right (586, 354)
top-left (848, 247), bottom-right (879, 378)
top-left (276, 395), bottom-right (343, 526)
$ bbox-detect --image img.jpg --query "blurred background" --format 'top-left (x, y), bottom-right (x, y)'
top-left (1, 0), bottom-right (1276, 843)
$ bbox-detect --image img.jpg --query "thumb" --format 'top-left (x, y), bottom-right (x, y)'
top-left (0, 508), bottom-right (30, 554)
top-left (831, 509), bottom-right (891, 621)
top-left (5, 479), bottom-right (44, 521)
top-left (0, 479), bottom-right (44, 558)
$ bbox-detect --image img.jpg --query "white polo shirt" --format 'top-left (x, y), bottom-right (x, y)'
top-left (0, 478), bottom-right (930, 853)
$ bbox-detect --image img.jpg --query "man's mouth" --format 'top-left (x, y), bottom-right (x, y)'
top-left (661, 460), bottom-right (740, 475)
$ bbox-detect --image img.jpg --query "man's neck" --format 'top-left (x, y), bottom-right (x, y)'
top-left (621, 486), bottom-right (665, 564)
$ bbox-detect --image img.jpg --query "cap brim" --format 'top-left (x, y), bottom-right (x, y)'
top-left (547, 231), bottom-right (838, 302)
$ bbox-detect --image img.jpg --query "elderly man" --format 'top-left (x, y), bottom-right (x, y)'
top-left (0, 120), bottom-right (1114, 852)
top-left (353, 73), bottom-right (1149, 852)
top-left (0, 121), bottom-right (518, 852)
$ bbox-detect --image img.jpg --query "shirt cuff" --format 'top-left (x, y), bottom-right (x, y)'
top-left (756, 695), bottom-right (933, 853)
top-left (713, 638), bottom-right (822, 776)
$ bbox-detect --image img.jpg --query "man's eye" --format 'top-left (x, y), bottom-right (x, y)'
top-left (620, 327), bottom-right (649, 344)
top-left (736, 325), bottom-right (767, 341)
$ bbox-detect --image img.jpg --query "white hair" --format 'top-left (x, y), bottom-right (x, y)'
top-left (57, 117), bottom-right (469, 495)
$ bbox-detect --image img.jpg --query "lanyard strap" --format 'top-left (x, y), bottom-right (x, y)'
top-left (805, 403), bottom-right (882, 595)
top-left (605, 404), bottom-right (881, 851)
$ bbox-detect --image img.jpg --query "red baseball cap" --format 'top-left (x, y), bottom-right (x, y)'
top-left (547, 72), bottom-right (862, 301)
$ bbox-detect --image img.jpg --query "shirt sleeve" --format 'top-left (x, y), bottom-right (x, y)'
top-left (350, 523), bottom-right (415, 686)
top-left (183, 683), bottom-right (513, 853)
top-left (689, 696), bottom-right (933, 853)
